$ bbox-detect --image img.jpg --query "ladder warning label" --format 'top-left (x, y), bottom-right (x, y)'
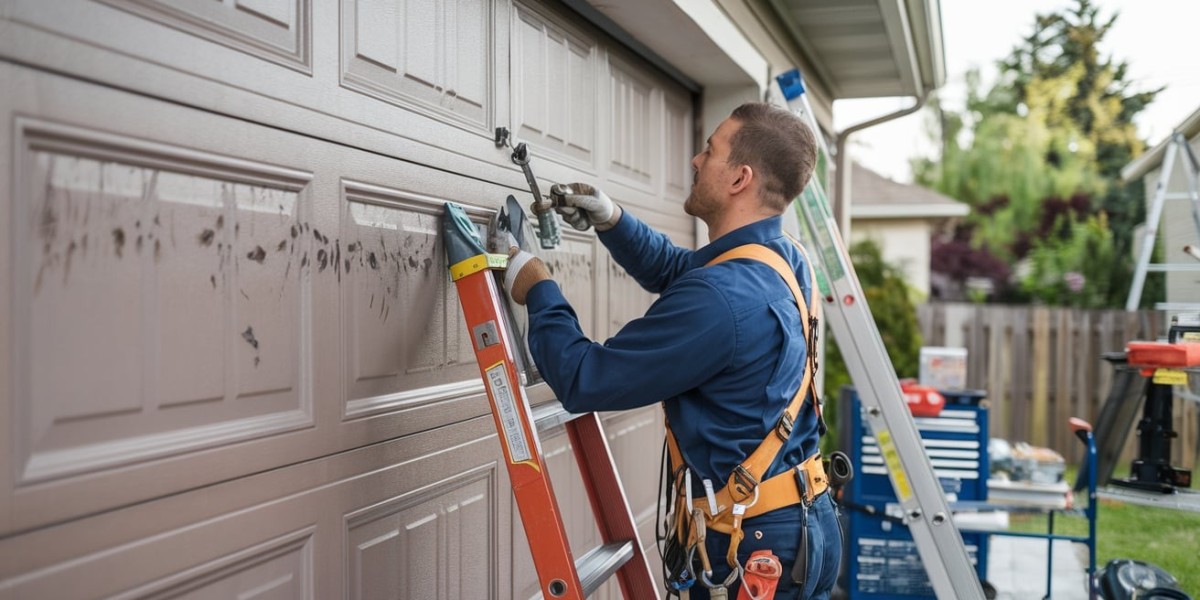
top-left (876, 430), bottom-right (913, 502)
top-left (485, 362), bottom-right (532, 464)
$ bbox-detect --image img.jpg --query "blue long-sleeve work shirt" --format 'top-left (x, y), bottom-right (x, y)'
top-left (525, 211), bottom-right (821, 485)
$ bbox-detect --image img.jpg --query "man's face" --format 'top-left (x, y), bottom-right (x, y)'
top-left (685, 118), bottom-right (741, 219)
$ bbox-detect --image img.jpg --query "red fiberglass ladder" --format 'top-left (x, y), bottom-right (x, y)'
top-left (441, 200), bottom-right (659, 599)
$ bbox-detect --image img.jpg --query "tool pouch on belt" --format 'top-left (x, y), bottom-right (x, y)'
top-left (737, 550), bottom-right (782, 600)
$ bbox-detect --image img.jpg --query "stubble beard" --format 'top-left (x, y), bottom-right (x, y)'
top-left (684, 184), bottom-right (716, 219)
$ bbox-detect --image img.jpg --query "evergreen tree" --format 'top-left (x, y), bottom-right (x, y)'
top-left (915, 0), bottom-right (1162, 307)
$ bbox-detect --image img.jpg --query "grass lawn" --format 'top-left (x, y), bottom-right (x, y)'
top-left (1006, 466), bottom-right (1200, 596)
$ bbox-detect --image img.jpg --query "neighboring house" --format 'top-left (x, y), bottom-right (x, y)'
top-left (0, 1), bottom-right (944, 596)
top-left (1121, 106), bottom-right (1200, 312)
top-left (849, 162), bottom-right (969, 298)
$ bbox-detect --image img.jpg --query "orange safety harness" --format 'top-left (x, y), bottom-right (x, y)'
top-left (664, 239), bottom-right (827, 594)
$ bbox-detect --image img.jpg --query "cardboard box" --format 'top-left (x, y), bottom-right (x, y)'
top-left (919, 346), bottom-right (967, 390)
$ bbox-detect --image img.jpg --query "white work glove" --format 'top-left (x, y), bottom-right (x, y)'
top-left (550, 183), bottom-right (622, 232)
top-left (494, 232), bottom-right (550, 306)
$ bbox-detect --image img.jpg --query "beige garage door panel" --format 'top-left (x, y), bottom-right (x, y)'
top-left (0, 0), bottom-right (520, 193)
top-left (1, 63), bottom-right (551, 532)
top-left (0, 417), bottom-right (508, 599)
top-left (1, 0), bottom-right (694, 234)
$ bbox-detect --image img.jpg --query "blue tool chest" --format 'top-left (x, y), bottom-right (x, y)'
top-left (842, 388), bottom-right (990, 599)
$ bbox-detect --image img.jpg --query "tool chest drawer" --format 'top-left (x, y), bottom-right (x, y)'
top-left (841, 388), bottom-right (990, 599)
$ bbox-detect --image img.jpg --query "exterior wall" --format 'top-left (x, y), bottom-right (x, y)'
top-left (851, 218), bottom-right (933, 298)
top-left (0, 1), bottom-right (693, 597)
top-left (1140, 133), bottom-right (1200, 310)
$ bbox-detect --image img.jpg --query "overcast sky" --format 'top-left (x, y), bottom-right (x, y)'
top-left (833, 0), bottom-right (1200, 184)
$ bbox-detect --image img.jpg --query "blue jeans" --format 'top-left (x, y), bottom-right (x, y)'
top-left (686, 493), bottom-right (842, 600)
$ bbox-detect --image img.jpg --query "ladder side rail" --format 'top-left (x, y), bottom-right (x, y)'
top-left (453, 264), bottom-right (586, 600)
top-left (792, 189), bottom-right (987, 600)
top-left (566, 413), bottom-right (661, 599)
top-left (1177, 134), bottom-right (1200, 241)
top-left (772, 72), bottom-right (986, 600)
top-left (1127, 139), bottom-right (1181, 310)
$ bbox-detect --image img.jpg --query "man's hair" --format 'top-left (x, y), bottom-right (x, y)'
top-left (728, 102), bottom-right (818, 212)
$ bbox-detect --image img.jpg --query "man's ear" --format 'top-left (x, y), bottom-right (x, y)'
top-left (729, 164), bottom-right (754, 195)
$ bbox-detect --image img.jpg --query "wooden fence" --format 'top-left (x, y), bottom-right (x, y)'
top-left (916, 303), bottom-right (1198, 470)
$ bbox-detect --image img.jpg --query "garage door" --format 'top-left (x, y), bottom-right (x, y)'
top-left (0, 1), bottom-right (693, 597)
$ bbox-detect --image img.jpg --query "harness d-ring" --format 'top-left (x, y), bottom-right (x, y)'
top-left (701, 564), bottom-right (742, 590)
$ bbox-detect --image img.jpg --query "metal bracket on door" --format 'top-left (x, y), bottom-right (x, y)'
top-left (495, 127), bottom-right (560, 250)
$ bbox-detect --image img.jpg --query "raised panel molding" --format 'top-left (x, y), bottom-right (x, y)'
top-left (540, 230), bottom-right (598, 339)
top-left (13, 119), bottom-right (315, 484)
top-left (606, 256), bottom-right (656, 337)
top-left (96, 0), bottom-right (312, 73)
top-left (341, 0), bottom-right (494, 132)
top-left (340, 180), bottom-right (485, 421)
top-left (663, 93), bottom-right (691, 202)
top-left (601, 408), bottom-right (663, 521)
top-left (512, 3), bottom-right (597, 167)
top-left (114, 528), bottom-right (315, 599)
top-left (608, 58), bottom-right (659, 190)
top-left (345, 464), bottom-right (497, 600)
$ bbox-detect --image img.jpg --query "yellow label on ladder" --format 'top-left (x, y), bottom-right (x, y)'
top-left (876, 430), bottom-right (913, 502)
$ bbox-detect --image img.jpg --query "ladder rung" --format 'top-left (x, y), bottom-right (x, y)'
top-left (1155, 302), bottom-right (1200, 311)
top-left (575, 541), bottom-right (635, 597)
top-left (532, 401), bottom-right (586, 434)
top-left (1146, 264), bottom-right (1200, 272)
top-left (1164, 193), bottom-right (1198, 200)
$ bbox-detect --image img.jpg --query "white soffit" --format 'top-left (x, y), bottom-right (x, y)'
top-left (1121, 105), bottom-right (1200, 183)
top-left (573, 0), bottom-right (769, 87)
top-left (767, 0), bottom-right (943, 99)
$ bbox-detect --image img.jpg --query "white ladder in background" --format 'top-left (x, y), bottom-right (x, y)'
top-left (1126, 132), bottom-right (1200, 312)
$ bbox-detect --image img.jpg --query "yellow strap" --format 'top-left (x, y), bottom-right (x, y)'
top-left (664, 241), bottom-right (820, 484)
top-left (660, 241), bottom-right (822, 568)
top-left (448, 253), bottom-right (508, 281)
top-left (704, 244), bottom-right (818, 495)
top-left (701, 454), bottom-right (829, 533)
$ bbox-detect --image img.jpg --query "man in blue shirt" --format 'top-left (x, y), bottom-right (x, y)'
top-left (502, 102), bottom-right (840, 600)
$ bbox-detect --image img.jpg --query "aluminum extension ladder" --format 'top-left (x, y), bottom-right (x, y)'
top-left (773, 69), bottom-right (987, 600)
top-left (1126, 132), bottom-right (1200, 311)
top-left (441, 200), bottom-right (659, 600)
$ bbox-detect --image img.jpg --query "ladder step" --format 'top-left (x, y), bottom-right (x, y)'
top-left (532, 401), bottom-right (587, 434)
top-left (1146, 263), bottom-right (1200, 272)
top-left (1155, 302), bottom-right (1200, 311)
top-left (575, 541), bottom-right (635, 597)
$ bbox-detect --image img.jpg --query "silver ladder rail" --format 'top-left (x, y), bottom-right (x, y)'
top-left (1126, 132), bottom-right (1200, 311)
top-left (772, 69), bottom-right (987, 600)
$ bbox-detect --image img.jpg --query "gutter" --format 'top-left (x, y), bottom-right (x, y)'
top-left (832, 0), bottom-right (932, 236)
top-left (1121, 106), bottom-right (1200, 183)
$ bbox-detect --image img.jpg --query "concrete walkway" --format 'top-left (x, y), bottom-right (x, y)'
top-left (987, 536), bottom-right (1091, 599)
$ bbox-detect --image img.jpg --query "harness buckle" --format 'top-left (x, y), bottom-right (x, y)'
top-left (775, 412), bottom-right (794, 441)
top-left (729, 465), bottom-right (759, 504)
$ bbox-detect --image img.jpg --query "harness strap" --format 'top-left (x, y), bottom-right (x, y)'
top-left (698, 454), bottom-right (829, 534)
top-left (661, 241), bottom-right (822, 572)
top-left (704, 244), bottom-right (818, 499)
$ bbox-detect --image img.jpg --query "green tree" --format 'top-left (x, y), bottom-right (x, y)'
top-left (914, 0), bottom-right (1162, 307)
